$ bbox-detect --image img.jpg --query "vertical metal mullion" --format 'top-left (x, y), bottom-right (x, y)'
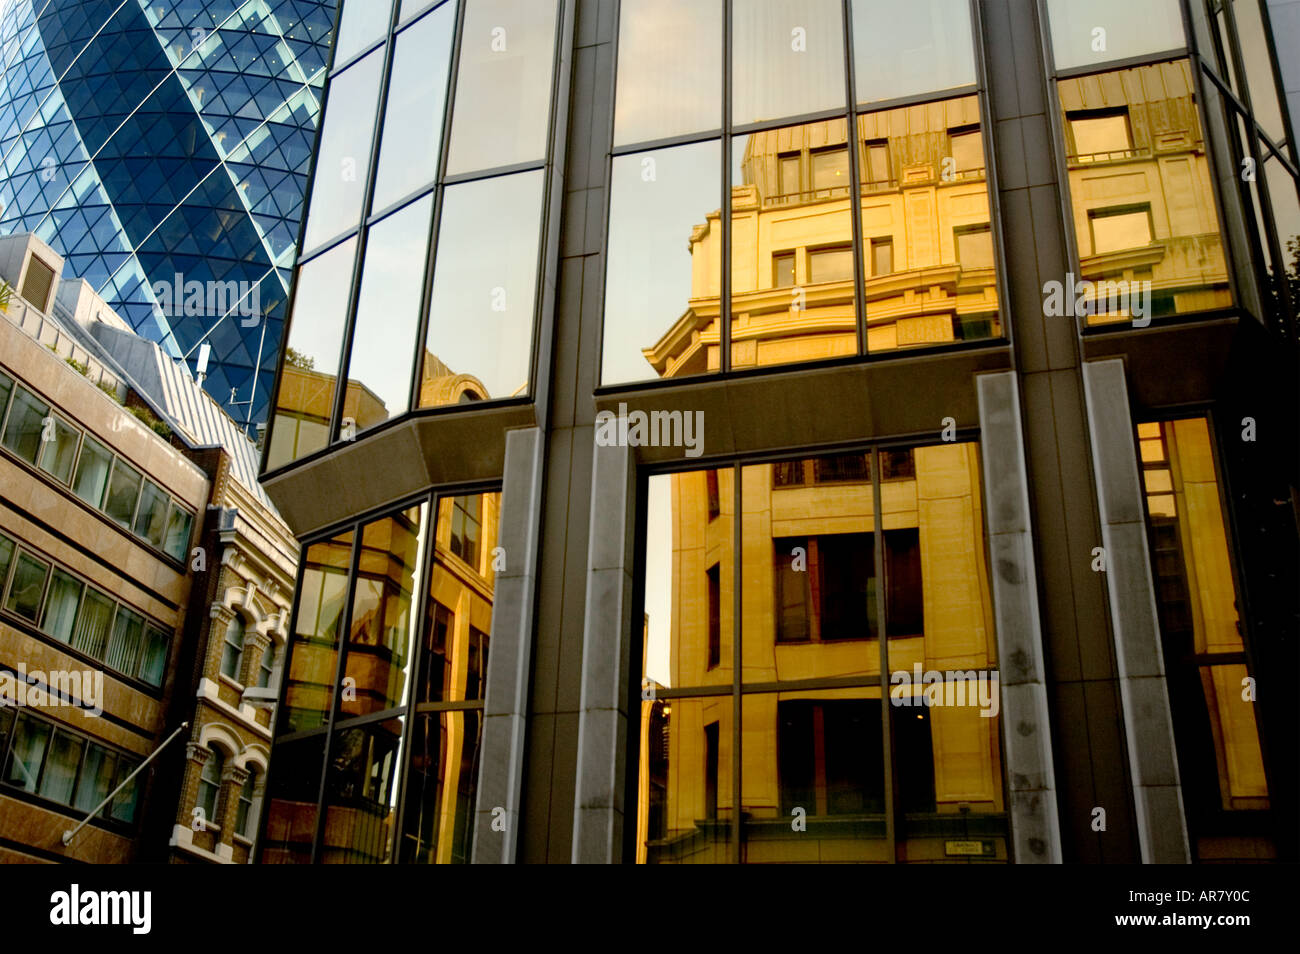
top-left (840, 0), bottom-right (867, 354)
top-left (730, 462), bottom-right (742, 863)
top-left (328, 3), bottom-right (403, 442)
top-left (871, 446), bottom-right (896, 861)
top-left (388, 493), bottom-right (439, 862)
top-left (407, 0), bottom-right (468, 413)
top-left (309, 529), bottom-right (363, 864)
top-left (721, 0), bottom-right (733, 374)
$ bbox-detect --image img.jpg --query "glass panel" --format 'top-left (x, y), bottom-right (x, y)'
top-left (138, 626), bottom-right (169, 687)
top-left (731, 119), bottom-right (857, 370)
top-left (341, 504), bottom-right (428, 717)
top-left (422, 491), bottom-right (499, 702)
top-left (132, 480), bottom-right (169, 547)
top-left (371, 4), bottom-right (456, 211)
top-left (0, 534), bottom-right (13, 586)
top-left (72, 436), bottom-right (113, 507)
top-left (74, 744), bottom-right (118, 814)
top-left (266, 237), bottom-right (359, 470)
top-left (37, 731), bottom-right (84, 805)
top-left (103, 459), bottom-right (143, 528)
top-left (851, 0), bottom-right (976, 105)
top-left (1045, 0), bottom-right (1185, 70)
top-left (444, 0), bottom-right (560, 175)
top-left (261, 734), bottom-right (327, 863)
top-left (5, 551), bottom-right (49, 621)
top-left (603, 140), bottom-right (722, 385)
top-left (320, 716), bottom-right (405, 863)
top-left (2, 387), bottom-right (49, 464)
top-left (36, 415), bottom-right (78, 484)
top-left (732, 0), bottom-right (846, 127)
top-left (39, 568), bottom-right (82, 644)
top-left (222, 616), bottom-right (245, 679)
top-left (332, 0), bottom-right (393, 67)
top-left (301, 51), bottom-right (385, 253)
top-left (70, 587), bottom-right (114, 660)
top-left (4, 713), bottom-right (50, 792)
top-left (613, 0), bottom-right (722, 145)
top-left (420, 170), bottom-right (544, 406)
top-left (343, 194), bottom-right (433, 433)
top-left (859, 95), bottom-right (1002, 350)
top-left (105, 607), bottom-right (144, 676)
top-left (740, 690), bottom-right (889, 862)
top-left (163, 504), bottom-right (193, 562)
top-left (109, 758), bottom-right (141, 823)
top-left (0, 371), bottom-right (11, 420)
top-left (282, 531), bottom-right (354, 734)
top-left (399, 710), bottom-right (482, 863)
top-left (1058, 61), bottom-right (1232, 325)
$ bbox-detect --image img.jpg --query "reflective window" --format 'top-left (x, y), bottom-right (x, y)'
top-left (2, 386), bottom-right (48, 464)
top-left (1046, 0), bottom-right (1186, 70)
top-left (445, 0), bottom-right (560, 176)
top-left (638, 444), bottom-right (1003, 864)
top-left (72, 436), bottom-right (112, 507)
top-left (163, 504), bottom-right (193, 563)
top-left (103, 459), bottom-right (142, 528)
top-left (320, 716), bottom-right (405, 863)
top-left (420, 171), bottom-right (544, 406)
top-left (850, 0), bottom-right (976, 105)
top-left (399, 709), bottom-right (481, 862)
top-left (344, 195), bottom-right (434, 432)
top-left (603, 140), bottom-right (722, 385)
top-left (371, 4), bottom-right (456, 212)
top-left (5, 551), bottom-right (49, 621)
top-left (1139, 418), bottom-right (1270, 859)
top-left (1058, 61), bottom-right (1232, 325)
top-left (36, 414), bottom-right (77, 484)
top-left (40, 569), bottom-right (82, 644)
top-left (614, 0), bottom-right (722, 145)
top-left (333, 0), bottom-right (393, 67)
top-left (132, 480), bottom-right (169, 548)
top-left (282, 531), bottom-right (353, 734)
top-left (266, 238), bottom-right (359, 470)
top-left (732, 0), bottom-right (846, 126)
top-left (261, 734), bottom-right (327, 864)
top-left (300, 51), bottom-right (385, 254)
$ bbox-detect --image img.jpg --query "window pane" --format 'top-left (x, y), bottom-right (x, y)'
top-left (261, 734), bottom-right (327, 864)
top-left (602, 140), bottom-right (721, 385)
top-left (859, 95), bottom-right (1002, 350)
top-left (371, 4), bottom-right (455, 211)
top-left (1069, 111), bottom-right (1132, 159)
top-left (266, 237), bottom-right (359, 470)
top-left (614, 0), bottom-right (722, 145)
top-left (301, 51), bottom-right (385, 253)
top-left (222, 617), bottom-right (246, 679)
top-left (344, 195), bottom-right (433, 433)
top-left (444, 0), bottom-right (559, 175)
top-left (341, 504), bottom-right (428, 717)
top-left (105, 607), bottom-right (144, 676)
top-left (237, 769), bottom-right (257, 836)
top-left (2, 387), bottom-right (49, 464)
top-left (851, 0), bottom-right (975, 105)
top-left (39, 568), bottom-right (82, 644)
top-left (163, 504), bottom-right (193, 562)
top-left (320, 717), bottom-right (405, 863)
top-left (0, 534), bottom-right (13, 586)
top-left (1046, 0), bottom-right (1185, 69)
top-left (420, 170), bottom-right (544, 406)
top-left (37, 731), bottom-right (84, 805)
top-left (74, 745), bottom-right (118, 814)
top-left (0, 371), bottom-right (12, 419)
top-left (1235, 0), bottom-right (1286, 143)
top-left (132, 480), bottom-right (169, 547)
top-left (71, 589), bottom-right (114, 660)
top-left (332, 0), bottom-right (393, 67)
top-left (36, 415), bottom-right (78, 484)
top-left (422, 492), bottom-right (498, 702)
top-left (4, 714), bottom-right (50, 792)
top-left (956, 227), bottom-right (995, 269)
top-left (732, 0), bottom-right (846, 126)
top-left (109, 758), bottom-right (141, 823)
top-left (398, 710), bottom-right (480, 863)
top-left (72, 436), bottom-right (113, 507)
top-left (731, 118), bottom-right (857, 370)
top-left (5, 551), bottom-right (49, 621)
top-left (138, 626), bottom-right (169, 687)
top-left (103, 460), bottom-right (143, 528)
top-left (1090, 208), bottom-right (1152, 254)
top-left (282, 531), bottom-right (354, 733)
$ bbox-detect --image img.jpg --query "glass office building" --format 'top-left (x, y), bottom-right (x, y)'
top-left (257, 0), bottom-right (1298, 863)
top-left (0, 0), bottom-right (337, 425)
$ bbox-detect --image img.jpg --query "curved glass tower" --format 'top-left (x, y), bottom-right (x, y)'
top-left (0, 0), bottom-right (337, 425)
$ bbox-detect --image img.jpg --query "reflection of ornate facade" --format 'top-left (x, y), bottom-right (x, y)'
top-left (1059, 60), bottom-right (1231, 322)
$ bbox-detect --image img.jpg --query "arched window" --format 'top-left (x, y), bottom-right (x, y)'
top-left (221, 614), bottom-right (246, 680)
top-left (256, 640), bottom-right (275, 689)
top-left (236, 768), bottom-right (258, 837)
top-left (197, 747), bottom-right (225, 825)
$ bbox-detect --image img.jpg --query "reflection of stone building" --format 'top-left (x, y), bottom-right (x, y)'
top-left (1059, 60), bottom-right (1231, 321)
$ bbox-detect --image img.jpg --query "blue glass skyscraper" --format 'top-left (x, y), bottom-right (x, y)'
top-left (0, 0), bottom-right (337, 425)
